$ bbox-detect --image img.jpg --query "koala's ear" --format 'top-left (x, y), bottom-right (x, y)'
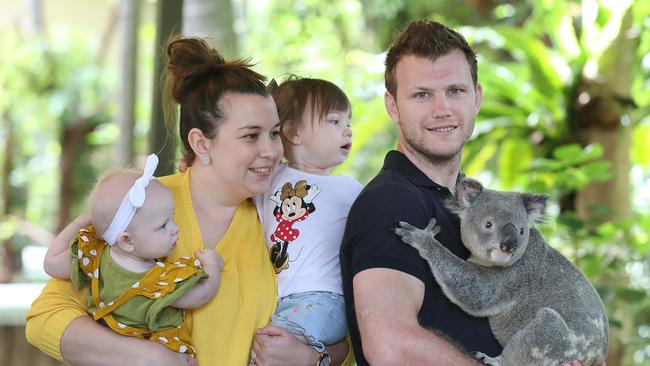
top-left (521, 193), bottom-right (548, 224)
top-left (456, 178), bottom-right (483, 208)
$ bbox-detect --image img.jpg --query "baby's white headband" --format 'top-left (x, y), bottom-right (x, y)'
top-left (102, 154), bottom-right (159, 246)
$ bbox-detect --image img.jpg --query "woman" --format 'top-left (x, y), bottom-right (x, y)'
top-left (26, 36), bottom-right (348, 366)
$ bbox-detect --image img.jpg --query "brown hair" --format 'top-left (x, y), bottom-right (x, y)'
top-left (163, 36), bottom-right (269, 166)
top-left (384, 20), bottom-right (478, 96)
top-left (271, 75), bottom-right (350, 146)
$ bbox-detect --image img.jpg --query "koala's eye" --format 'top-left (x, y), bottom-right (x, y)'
top-left (484, 221), bottom-right (493, 229)
top-left (519, 228), bottom-right (525, 235)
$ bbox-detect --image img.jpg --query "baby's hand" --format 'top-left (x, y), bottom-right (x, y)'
top-left (170, 250), bottom-right (223, 309)
top-left (195, 250), bottom-right (224, 273)
top-left (194, 250), bottom-right (224, 297)
top-left (75, 212), bottom-right (92, 228)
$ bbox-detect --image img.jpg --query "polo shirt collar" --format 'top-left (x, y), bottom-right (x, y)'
top-left (383, 150), bottom-right (459, 193)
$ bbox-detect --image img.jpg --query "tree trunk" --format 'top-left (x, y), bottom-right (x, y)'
top-left (572, 7), bottom-right (638, 366)
top-left (57, 121), bottom-right (96, 233)
top-left (182, 0), bottom-right (238, 57)
top-left (26, 0), bottom-right (44, 33)
top-left (148, 0), bottom-right (183, 176)
top-left (115, 0), bottom-right (141, 167)
top-left (575, 126), bottom-right (631, 221)
top-left (147, 0), bottom-right (238, 174)
top-left (464, 0), bottom-right (494, 16)
top-left (55, 5), bottom-right (118, 232)
top-left (147, 0), bottom-right (238, 175)
top-left (575, 7), bottom-right (636, 224)
top-left (0, 114), bottom-right (15, 283)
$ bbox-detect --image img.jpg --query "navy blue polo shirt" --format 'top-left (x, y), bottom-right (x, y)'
top-left (340, 150), bottom-right (501, 365)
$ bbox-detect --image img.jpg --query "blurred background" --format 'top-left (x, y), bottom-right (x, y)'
top-left (0, 0), bottom-right (648, 365)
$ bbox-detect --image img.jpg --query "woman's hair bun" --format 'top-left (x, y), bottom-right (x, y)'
top-left (166, 37), bottom-right (227, 102)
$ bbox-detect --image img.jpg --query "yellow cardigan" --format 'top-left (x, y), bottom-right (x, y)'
top-left (25, 169), bottom-right (278, 365)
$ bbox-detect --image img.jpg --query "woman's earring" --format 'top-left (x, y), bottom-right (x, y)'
top-left (201, 154), bottom-right (211, 165)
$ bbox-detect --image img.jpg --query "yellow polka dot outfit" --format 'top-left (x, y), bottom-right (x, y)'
top-left (71, 226), bottom-right (207, 355)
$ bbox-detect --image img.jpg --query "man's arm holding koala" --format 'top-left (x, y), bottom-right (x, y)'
top-left (354, 267), bottom-right (478, 366)
top-left (343, 180), bottom-right (504, 364)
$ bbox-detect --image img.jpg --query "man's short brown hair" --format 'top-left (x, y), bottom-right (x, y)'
top-left (384, 20), bottom-right (478, 96)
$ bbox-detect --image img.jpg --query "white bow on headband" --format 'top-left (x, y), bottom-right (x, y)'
top-left (102, 154), bottom-right (159, 245)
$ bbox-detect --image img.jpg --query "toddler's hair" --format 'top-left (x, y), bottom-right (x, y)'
top-left (271, 76), bottom-right (350, 146)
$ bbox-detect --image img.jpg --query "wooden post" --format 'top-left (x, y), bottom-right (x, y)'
top-left (148, 0), bottom-right (183, 176)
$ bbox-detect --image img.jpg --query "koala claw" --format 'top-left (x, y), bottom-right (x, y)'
top-left (394, 219), bottom-right (443, 257)
top-left (393, 224), bottom-right (413, 242)
top-left (474, 352), bottom-right (500, 366)
top-left (424, 218), bottom-right (441, 236)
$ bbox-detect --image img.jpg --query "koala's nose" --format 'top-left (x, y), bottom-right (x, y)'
top-left (500, 223), bottom-right (518, 253)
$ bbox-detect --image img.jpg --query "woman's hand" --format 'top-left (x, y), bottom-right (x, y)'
top-left (251, 324), bottom-right (318, 366)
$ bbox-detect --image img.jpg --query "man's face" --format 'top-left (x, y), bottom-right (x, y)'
top-left (385, 50), bottom-right (482, 164)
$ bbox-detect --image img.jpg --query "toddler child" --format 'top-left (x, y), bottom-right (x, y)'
top-left (256, 76), bottom-right (363, 364)
top-left (44, 154), bottom-right (223, 356)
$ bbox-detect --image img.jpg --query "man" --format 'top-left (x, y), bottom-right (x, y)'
top-left (340, 19), bottom-right (596, 366)
top-left (339, 19), bottom-right (497, 366)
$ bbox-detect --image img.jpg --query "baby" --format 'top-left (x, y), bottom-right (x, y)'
top-left (44, 154), bottom-right (223, 355)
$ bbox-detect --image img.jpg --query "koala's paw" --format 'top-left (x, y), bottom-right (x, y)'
top-left (393, 218), bottom-right (441, 249)
top-left (474, 352), bottom-right (500, 366)
top-left (423, 218), bottom-right (441, 236)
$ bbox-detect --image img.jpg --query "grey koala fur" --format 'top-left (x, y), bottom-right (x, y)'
top-left (394, 177), bottom-right (608, 366)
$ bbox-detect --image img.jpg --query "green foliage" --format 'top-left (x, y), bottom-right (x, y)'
top-left (0, 30), bottom-right (114, 238)
top-left (455, 1), bottom-right (650, 363)
top-left (526, 144), bottom-right (612, 193)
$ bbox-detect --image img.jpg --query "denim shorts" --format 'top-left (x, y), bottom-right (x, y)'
top-left (271, 291), bottom-right (348, 352)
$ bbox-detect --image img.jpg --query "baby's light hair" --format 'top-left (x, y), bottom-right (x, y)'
top-left (89, 170), bottom-right (143, 238)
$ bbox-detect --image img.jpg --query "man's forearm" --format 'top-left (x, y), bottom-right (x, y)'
top-left (353, 268), bottom-right (481, 366)
top-left (362, 322), bottom-right (477, 366)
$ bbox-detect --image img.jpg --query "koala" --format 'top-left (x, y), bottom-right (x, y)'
top-left (393, 177), bottom-right (608, 366)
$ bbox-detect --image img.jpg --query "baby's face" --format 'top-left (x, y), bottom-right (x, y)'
top-left (127, 181), bottom-right (179, 260)
top-left (295, 108), bottom-right (353, 172)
